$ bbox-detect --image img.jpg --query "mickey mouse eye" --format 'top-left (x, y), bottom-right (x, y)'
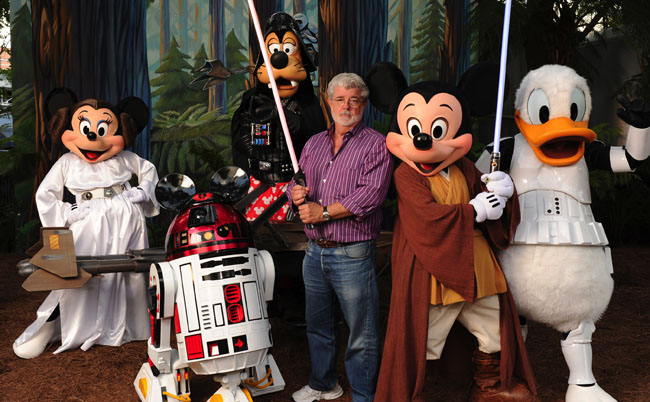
top-left (527, 88), bottom-right (551, 125)
top-left (268, 43), bottom-right (281, 54)
top-left (79, 119), bottom-right (91, 136)
top-left (97, 121), bottom-right (110, 137)
top-left (431, 118), bottom-right (448, 140)
top-left (406, 118), bottom-right (422, 138)
top-left (569, 88), bottom-right (586, 121)
top-left (283, 43), bottom-right (297, 55)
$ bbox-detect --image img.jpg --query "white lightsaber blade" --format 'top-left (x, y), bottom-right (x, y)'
top-left (247, 0), bottom-right (299, 173)
top-left (490, 0), bottom-right (512, 172)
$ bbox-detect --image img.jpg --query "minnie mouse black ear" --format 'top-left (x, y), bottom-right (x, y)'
top-left (209, 166), bottom-right (250, 204)
top-left (155, 174), bottom-right (196, 212)
top-left (365, 62), bottom-right (408, 114)
top-left (458, 61), bottom-right (509, 117)
top-left (117, 96), bottom-right (149, 133)
top-left (44, 88), bottom-right (77, 122)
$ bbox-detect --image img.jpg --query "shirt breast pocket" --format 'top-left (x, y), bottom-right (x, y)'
top-left (333, 166), bottom-right (359, 199)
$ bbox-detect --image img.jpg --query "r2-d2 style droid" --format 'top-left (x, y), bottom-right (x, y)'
top-left (134, 167), bottom-right (285, 402)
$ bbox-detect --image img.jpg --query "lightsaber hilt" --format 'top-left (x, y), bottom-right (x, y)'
top-left (489, 152), bottom-right (501, 173)
top-left (293, 169), bottom-right (315, 229)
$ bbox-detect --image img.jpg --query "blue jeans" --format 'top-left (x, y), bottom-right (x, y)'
top-left (303, 240), bottom-right (380, 402)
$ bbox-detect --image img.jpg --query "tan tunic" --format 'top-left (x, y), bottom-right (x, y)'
top-left (428, 165), bottom-right (507, 305)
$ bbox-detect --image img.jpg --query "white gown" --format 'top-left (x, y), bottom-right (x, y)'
top-left (14, 150), bottom-right (160, 353)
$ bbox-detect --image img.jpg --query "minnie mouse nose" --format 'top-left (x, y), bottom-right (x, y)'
top-left (87, 132), bottom-right (97, 141)
top-left (413, 133), bottom-right (432, 150)
top-left (271, 51), bottom-right (289, 69)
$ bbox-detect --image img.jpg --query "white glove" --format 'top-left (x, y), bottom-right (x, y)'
top-left (123, 187), bottom-right (149, 203)
top-left (480, 171), bottom-right (514, 198)
top-left (469, 192), bottom-right (507, 223)
top-left (66, 202), bottom-right (90, 224)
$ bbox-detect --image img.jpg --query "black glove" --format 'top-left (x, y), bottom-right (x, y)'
top-left (616, 81), bottom-right (650, 129)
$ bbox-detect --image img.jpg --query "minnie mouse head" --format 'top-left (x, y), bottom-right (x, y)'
top-left (366, 62), bottom-right (506, 176)
top-left (45, 88), bottom-right (149, 164)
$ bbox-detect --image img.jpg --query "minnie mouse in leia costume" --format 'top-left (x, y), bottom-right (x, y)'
top-left (13, 89), bottom-right (159, 359)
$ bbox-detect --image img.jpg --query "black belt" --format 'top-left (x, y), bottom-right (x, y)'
top-left (314, 239), bottom-right (345, 248)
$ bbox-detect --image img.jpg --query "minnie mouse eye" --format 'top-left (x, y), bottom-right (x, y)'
top-left (79, 119), bottom-right (91, 135)
top-left (97, 121), bottom-right (110, 137)
top-left (406, 118), bottom-right (422, 138)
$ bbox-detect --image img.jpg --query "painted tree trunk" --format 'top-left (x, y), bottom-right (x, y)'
top-left (160, 0), bottom-right (170, 59)
top-left (209, 0), bottom-right (226, 113)
top-left (179, 0), bottom-right (189, 53)
top-left (31, 0), bottom-right (152, 221)
top-left (439, 0), bottom-right (469, 84)
top-left (318, 0), bottom-right (390, 125)
top-left (398, 0), bottom-right (412, 80)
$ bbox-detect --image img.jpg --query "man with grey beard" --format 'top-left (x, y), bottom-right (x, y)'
top-left (286, 73), bottom-right (393, 402)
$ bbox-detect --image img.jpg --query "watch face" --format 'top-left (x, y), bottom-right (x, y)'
top-left (323, 207), bottom-right (331, 221)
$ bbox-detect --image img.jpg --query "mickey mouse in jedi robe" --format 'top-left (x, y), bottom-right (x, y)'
top-left (13, 89), bottom-right (159, 359)
top-left (366, 62), bottom-right (538, 402)
top-left (475, 64), bottom-right (650, 402)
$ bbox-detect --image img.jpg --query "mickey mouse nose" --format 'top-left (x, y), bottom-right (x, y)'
top-left (270, 51), bottom-right (289, 70)
top-left (413, 133), bottom-right (432, 150)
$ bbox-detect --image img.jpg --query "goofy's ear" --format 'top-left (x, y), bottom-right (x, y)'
top-left (365, 62), bottom-right (408, 114)
top-left (117, 96), bottom-right (149, 133)
top-left (458, 61), bottom-right (508, 117)
top-left (45, 88), bottom-right (77, 122)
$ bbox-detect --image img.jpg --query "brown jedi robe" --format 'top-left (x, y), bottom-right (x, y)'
top-left (375, 158), bottom-right (536, 402)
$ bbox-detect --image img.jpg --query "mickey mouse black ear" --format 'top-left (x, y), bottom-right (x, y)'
top-left (209, 166), bottom-right (250, 203)
top-left (45, 88), bottom-right (77, 122)
top-left (155, 174), bottom-right (196, 212)
top-left (458, 61), bottom-right (509, 117)
top-left (365, 62), bottom-right (408, 114)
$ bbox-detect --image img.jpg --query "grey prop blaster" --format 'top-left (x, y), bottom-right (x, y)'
top-left (17, 227), bottom-right (166, 292)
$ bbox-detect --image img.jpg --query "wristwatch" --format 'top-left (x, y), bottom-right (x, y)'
top-left (322, 205), bottom-right (331, 221)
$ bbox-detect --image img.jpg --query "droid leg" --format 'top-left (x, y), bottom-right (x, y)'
top-left (243, 353), bottom-right (285, 397)
top-left (561, 321), bottom-right (616, 402)
top-left (134, 356), bottom-right (191, 402)
top-left (211, 371), bottom-right (253, 402)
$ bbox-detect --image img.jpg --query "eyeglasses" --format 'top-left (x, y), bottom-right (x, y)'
top-left (331, 97), bottom-right (364, 107)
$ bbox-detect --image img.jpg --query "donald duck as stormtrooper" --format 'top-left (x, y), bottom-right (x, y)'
top-left (477, 64), bottom-right (650, 402)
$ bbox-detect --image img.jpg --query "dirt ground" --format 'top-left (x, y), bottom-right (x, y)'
top-left (1, 247), bottom-right (649, 402)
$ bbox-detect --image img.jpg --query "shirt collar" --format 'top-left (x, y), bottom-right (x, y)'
top-left (326, 120), bottom-right (366, 138)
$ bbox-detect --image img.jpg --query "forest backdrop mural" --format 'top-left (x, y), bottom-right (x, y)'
top-left (4, 0), bottom-right (649, 252)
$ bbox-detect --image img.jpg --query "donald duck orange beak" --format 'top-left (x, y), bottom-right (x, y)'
top-left (514, 110), bottom-right (597, 166)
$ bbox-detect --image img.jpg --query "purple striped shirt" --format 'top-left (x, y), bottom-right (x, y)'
top-left (286, 121), bottom-right (393, 242)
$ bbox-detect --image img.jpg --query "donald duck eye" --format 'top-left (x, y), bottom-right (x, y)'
top-left (569, 88), bottom-right (586, 121)
top-left (527, 88), bottom-right (551, 125)
top-left (406, 118), bottom-right (422, 138)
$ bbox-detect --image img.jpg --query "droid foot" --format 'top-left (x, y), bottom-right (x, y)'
top-left (566, 383), bottom-right (617, 402)
top-left (467, 350), bottom-right (538, 402)
top-left (13, 320), bottom-right (56, 359)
